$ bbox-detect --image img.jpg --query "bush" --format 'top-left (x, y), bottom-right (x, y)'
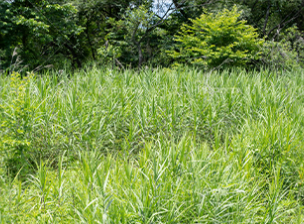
top-left (257, 26), bottom-right (304, 71)
top-left (168, 6), bottom-right (263, 70)
top-left (0, 72), bottom-right (35, 176)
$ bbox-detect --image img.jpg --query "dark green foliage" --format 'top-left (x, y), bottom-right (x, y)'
top-left (1, 0), bottom-right (304, 71)
top-left (0, 0), bottom-right (83, 71)
top-left (99, 5), bottom-right (173, 68)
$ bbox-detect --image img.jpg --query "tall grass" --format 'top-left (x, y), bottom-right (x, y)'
top-left (0, 67), bottom-right (304, 223)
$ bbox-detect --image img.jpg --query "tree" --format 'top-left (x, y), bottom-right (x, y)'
top-left (0, 0), bottom-right (84, 72)
top-left (1, 0), bottom-right (304, 71)
top-left (168, 6), bottom-right (263, 69)
top-left (102, 3), bottom-right (177, 68)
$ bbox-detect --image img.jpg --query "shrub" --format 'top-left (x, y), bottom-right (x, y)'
top-left (258, 41), bottom-right (299, 71)
top-left (168, 6), bottom-right (263, 70)
top-left (0, 72), bottom-right (35, 176)
top-left (257, 26), bottom-right (304, 71)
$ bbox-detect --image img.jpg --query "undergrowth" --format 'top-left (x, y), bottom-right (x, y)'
top-left (0, 67), bottom-right (304, 223)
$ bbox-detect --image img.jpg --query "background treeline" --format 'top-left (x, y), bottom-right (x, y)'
top-left (1, 0), bottom-right (304, 72)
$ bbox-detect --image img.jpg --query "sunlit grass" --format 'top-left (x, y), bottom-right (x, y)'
top-left (1, 66), bottom-right (304, 223)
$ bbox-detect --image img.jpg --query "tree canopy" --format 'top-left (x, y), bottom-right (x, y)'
top-left (1, 0), bottom-right (304, 72)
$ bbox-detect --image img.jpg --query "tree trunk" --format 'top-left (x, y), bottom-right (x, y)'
top-left (137, 43), bottom-right (143, 68)
top-left (65, 43), bottom-right (82, 69)
top-left (85, 19), bottom-right (96, 60)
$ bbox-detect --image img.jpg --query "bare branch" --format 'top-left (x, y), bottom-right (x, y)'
top-left (251, 0), bottom-right (259, 12)
top-left (267, 5), bottom-right (304, 39)
top-left (263, 0), bottom-right (271, 36)
top-left (115, 58), bottom-right (124, 70)
top-left (176, 0), bottom-right (218, 11)
top-left (131, 21), bottom-right (141, 44)
top-left (134, 0), bottom-right (218, 68)
top-left (209, 58), bottom-right (233, 73)
top-left (139, 2), bottom-right (175, 43)
top-left (139, 0), bottom-right (218, 44)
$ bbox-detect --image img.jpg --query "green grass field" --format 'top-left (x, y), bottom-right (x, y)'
top-left (1, 67), bottom-right (304, 223)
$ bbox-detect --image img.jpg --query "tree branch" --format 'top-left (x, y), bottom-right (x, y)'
top-left (263, 1), bottom-right (271, 36)
top-left (139, 0), bottom-right (218, 44)
top-left (267, 5), bottom-right (304, 39)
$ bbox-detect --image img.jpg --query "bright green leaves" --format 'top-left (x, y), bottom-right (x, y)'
top-left (168, 6), bottom-right (264, 69)
top-left (0, 72), bottom-right (35, 151)
top-left (15, 15), bottom-right (50, 34)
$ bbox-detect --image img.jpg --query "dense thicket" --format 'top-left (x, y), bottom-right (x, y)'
top-left (1, 0), bottom-right (304, 72)
top-left (3, 1), bottom-right (304, 222)
top-left (2, 68), bottom-right (304, 222)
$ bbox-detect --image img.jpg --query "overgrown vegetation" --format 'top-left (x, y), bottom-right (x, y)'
top-left (1, 67), bottom-right (304, 222)
top-left (2, 0), bottom-right (304, 71)
top-left (2, 1), bottom-right (304, 222)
